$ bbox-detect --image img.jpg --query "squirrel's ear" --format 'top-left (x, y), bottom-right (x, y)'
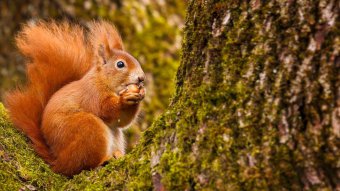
top-left (98, 44), bottom-right (107, 65)
top-left (94, 44), bottom-right (106, 71)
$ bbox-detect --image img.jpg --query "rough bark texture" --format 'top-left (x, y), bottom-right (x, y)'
top-left (0, 0), bottom-right (339, 190)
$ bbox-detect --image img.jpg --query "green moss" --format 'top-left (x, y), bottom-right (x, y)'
top-left (0, 103), bottom-right (67, 190)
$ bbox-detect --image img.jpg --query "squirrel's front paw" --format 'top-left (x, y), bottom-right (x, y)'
top-left (119, 84), bottom-right (145, 105)
top-left (121, 92), bottom-right (142, 105)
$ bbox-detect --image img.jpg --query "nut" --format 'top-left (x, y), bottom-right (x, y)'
top-left (126, 84), bottom-right (140, 93)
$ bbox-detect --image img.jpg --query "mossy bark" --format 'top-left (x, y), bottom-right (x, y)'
top-left (1, 0), bottom-right (339, 190)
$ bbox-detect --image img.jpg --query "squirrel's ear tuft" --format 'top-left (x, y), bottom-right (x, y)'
top-left (90, 21), bottom-right (124, 58)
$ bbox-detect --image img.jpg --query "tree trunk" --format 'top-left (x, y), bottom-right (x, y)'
top-left (0, 0), bottom-right (339, 190)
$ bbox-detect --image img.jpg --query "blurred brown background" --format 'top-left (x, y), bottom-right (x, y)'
top-left (0, 0), bottom-right (186, 152)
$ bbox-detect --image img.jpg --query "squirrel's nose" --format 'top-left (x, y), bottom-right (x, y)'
top-left (138, 75), bottom-right (145, 83)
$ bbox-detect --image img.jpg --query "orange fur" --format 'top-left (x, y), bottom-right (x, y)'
top-left (5, 20), bottom-right (145, 176)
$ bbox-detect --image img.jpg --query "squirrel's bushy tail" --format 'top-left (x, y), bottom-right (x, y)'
top-left (5, 21), bottom-right (93, 163)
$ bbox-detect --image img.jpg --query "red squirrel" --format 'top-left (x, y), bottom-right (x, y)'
top-left (4, 20), bottom-right (146, 176)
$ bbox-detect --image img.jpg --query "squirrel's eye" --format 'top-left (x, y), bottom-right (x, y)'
top-left (116, 61), bottom-right (125, 68)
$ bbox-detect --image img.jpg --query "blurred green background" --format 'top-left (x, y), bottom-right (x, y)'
top-left (0, 0), bottom-right (186, 152)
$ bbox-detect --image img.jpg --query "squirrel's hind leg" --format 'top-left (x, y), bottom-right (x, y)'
top-left (50, 112), bottom-right (113, 176)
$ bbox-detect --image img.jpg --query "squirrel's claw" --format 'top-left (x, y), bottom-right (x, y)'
top-left (118, 88), bottom-right (128, 95)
